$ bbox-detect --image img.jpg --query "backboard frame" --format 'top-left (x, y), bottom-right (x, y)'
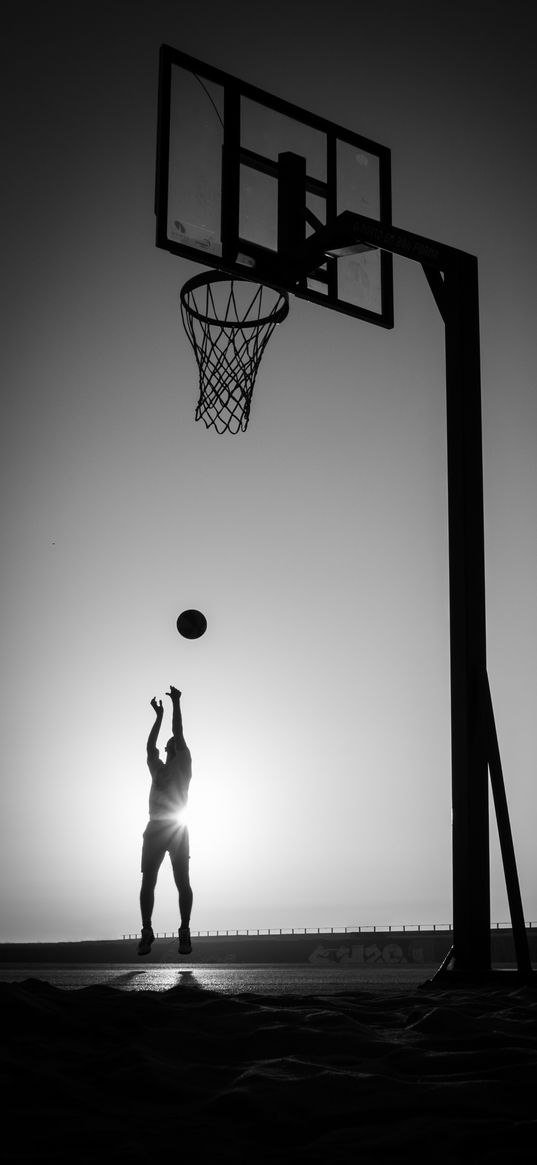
top-left (155, 45), bottom-right (394, 328)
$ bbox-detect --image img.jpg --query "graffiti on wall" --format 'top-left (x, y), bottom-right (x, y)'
top-left (308, 940), bottom-right (426, 966)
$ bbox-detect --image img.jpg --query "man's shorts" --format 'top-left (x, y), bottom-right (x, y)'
top-left (141, 819), bottom-right (190, 878)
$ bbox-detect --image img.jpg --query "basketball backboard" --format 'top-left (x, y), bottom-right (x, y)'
top-left (155, 46), bottom-right (393, 328)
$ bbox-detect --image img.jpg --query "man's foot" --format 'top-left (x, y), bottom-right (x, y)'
top-left (178, 926), bottom-right (192, 955)
top-left (138, 926), bottom-right (155, 956)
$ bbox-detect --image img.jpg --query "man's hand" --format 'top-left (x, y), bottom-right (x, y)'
top-left (150, 697), bottom-right (163, 716)
top-left (167, 685), bottom-right (185, 749)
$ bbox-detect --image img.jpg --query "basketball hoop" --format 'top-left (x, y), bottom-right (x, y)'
top-left (180, 272), bottom-right (289, 434)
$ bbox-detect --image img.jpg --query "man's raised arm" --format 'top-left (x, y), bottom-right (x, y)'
top-left (167, 685), bottom-right (187, 750)
top-left (147, 697), bottom-right (164, 756)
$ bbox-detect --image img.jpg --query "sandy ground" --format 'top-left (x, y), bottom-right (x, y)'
top-left (2, 975), bottom-right (537, 1162)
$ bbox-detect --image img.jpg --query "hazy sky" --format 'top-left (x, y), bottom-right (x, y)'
top-left (2, 0), bottom-right (537, 942)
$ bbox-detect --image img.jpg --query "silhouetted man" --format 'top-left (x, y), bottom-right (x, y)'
top-left (138, 685), bottom-right (193, 957)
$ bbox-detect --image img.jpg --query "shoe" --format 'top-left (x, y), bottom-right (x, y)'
top-left (138, 926), bottom-right (155, 956)
top-left (178, 926), bottom-right (192, 955)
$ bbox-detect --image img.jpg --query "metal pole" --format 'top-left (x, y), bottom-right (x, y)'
top-left (443, 254), bottom-right (491, 972)
top-left (299, 211), bottom-right (529, 977)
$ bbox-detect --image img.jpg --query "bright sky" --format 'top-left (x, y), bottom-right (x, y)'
top-left (2, 0), bottom-right (537, 941)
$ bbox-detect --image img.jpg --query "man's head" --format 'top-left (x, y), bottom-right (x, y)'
top-left (165, 737), bottom-right (176, 759)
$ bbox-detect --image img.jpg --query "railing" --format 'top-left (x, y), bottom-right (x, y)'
top-left (120, 921), bottom-right (537, 940)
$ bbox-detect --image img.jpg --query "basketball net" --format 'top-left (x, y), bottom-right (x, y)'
top-left (180, 272), bottom-right (289, 434)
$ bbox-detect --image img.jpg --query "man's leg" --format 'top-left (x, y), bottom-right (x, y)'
top-left (172, 830), bottom-right (193, 953)
top-left (138, 871), bottom-right (157, 955)
top-left (140, 870), bottom-right (157, 930)
top-left (178, 877), bottom-right (193, 930)
top-left (138, 824), bottom-right (165, 955)
top-left (173, 859), bottom-right (193, 928)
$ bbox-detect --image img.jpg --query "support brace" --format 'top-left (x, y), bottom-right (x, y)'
top-left (483, 673), bottom-right (532, 975)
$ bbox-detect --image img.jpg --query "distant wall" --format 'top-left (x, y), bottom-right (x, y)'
top-left (2, 928), bottom-right (536, 966)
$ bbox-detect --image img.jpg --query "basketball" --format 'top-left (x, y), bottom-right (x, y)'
top-left (176, 609), bottom-right (207, 639)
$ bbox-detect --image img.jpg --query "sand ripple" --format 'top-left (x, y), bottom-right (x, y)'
top-left (2, 979), bottom-right (537, 1161)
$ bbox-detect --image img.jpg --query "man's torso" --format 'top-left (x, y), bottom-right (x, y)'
top-left (147, 747), bottom-right (192, 820)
